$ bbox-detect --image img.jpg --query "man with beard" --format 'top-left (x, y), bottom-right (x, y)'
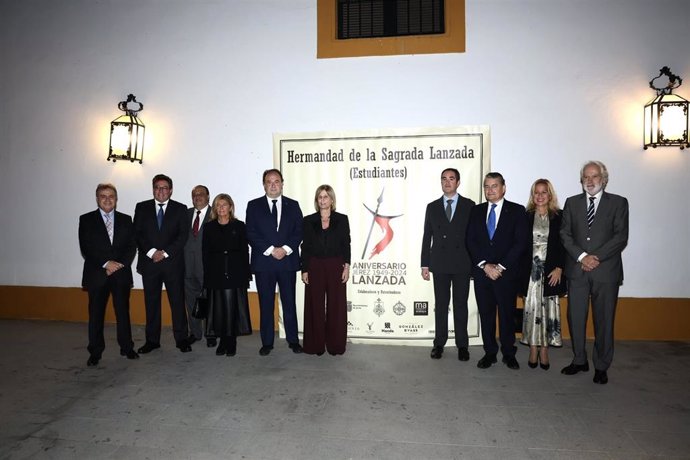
top-left (560, 161), bottom-right (629, 385)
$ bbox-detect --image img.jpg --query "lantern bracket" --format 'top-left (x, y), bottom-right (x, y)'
top-left (649, 66), bottom-right (683, 96)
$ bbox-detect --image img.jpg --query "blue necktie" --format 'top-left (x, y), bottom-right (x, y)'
top-left (487, 203), bottom-right (497, 239)
top-left (157, 204), bottom-right (164, 229)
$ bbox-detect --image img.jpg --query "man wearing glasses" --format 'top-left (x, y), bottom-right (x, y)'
top-left (133, 174), bottom-right (192, 354)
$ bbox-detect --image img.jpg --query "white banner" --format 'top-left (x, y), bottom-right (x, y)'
top-left (273, 126), bottom-right (490, 346)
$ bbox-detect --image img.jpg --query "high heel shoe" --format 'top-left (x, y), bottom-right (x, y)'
top-left (528, 360), bottom-right (538, 368)
top-left (538, 353), bottom-right (550, 370)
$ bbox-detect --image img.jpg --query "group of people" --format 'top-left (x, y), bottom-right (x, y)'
top-left (421, 161), bottom-right (628, 384)
top-left (79, 161), bottom-right (628, 385)
top-left (78, 169), bottom-right (351, 366)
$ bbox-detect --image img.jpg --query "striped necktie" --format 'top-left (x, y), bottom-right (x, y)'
top-left (105, 213), bottom-right (113, 243)
top-left (587, 196), bottom-right (595, 228)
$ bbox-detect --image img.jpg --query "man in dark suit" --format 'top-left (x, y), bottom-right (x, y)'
top-left (184, 184), bottom-right (214, 346)
top-left (133, 174), bottom-right (192, 353)
top-left (79, 183), bottom-right (138, 366)
top-left (466, 172), bottom-right (528, 370)
top-left (421, 168), bottom-right (475, 361)
top-left (246, 169), bottom-right (304, 356)
top-left (560, 161), bottom-right (629, 385)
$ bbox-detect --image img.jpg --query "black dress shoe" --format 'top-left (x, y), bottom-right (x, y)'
top-left (87, 355), bottom-right (100, 367)
top-left (259, 346), bottom-right (273, 356)
top-left (120, 350), bottom-right (140, 360)
top-left (216, 343), bottom-right (227, 356)
top-left (430, 347), bottom-right (444, 359)
top-left (528, 360), bottom-right (538, 369)
top-left (206, 338), bottom-right (217, 347)
top-left (458, 347), bottom-right (470, 361)
top-left (477, 353), bottom-right (497, 369)
top-left (137, 342), bottom-right (160, 354)
top-left (502, 355), bottom-right (520, 370)
top-left (593, 370), bottom-right (608, 384)
top-left (178, 344), bottom-right (192, 353)
top-left (288, 342), bottom-right (303, 354)
top-left (539, 361), bottom-right (550, 370)
top-left (561, 362), bottom-right (590, 375)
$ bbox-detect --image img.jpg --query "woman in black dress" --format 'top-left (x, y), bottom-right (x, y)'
top-left (301, 185), bottom-right (351, 355)
top-left (202, 193), bottom-right (252, 356)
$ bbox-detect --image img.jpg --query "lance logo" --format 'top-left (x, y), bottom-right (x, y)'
top-left (361, 188), bottom-right (403, 259)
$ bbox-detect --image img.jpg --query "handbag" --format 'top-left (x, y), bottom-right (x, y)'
top-left (191, 289), bottom-right (208, 319)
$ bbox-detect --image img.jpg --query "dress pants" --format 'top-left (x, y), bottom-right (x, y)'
top-left (567, 274), bottom-right (619, 371)
top-left (473, 276), bottom-right (518, 357)
top-left (303, 257), bottom-right (347, 355)
top-left (141, 263), bottom-right (189, 345)
top-left (432, 273), bottom-right (470, 349)
top-left (255, 270), bottom-right (299, 347)
top-left (87, 275), bottom-right (134, 357)
top-left (184, 274), bottom-right (205, 339)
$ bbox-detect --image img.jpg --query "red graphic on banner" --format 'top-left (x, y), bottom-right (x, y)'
top-left (370, 215), bottom-right (394, 259)
top-left (362, 188), bottom-right (403, 260)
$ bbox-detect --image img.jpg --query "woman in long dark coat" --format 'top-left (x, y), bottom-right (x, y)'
top-left (202, 193), bottom-right (252, 356)
top-left (519, 179), bottom-right (567, 369)
top-left (301, 185), bottom-right (351, 356)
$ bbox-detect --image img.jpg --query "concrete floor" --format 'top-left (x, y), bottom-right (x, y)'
top-left (1, 319), bottom-right (689, 460)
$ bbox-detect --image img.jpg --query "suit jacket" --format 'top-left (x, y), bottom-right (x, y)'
top-left (78, 209), bottom-right (135, 288)
top-left (560, 191), bottom-right (629, 284)
top-left (420, 195), bottom-right (475, 274)
top-left (246, 195), bottom-right (303, 273)
top-left (466, 199), bottom-right (529, 282)
top-left (184, 206), bottom-right (211, 278)
top-left (301, 211), bottom-right (351, 272)
top-left (133, 199), bottom-right (189, 273)
top-left (519, 210), bottom-right (567, 297)
top-left (202, 219), bottom-right (251, 289)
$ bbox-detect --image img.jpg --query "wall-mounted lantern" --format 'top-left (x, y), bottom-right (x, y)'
top-left (644, 67), bottom-right (689, 150)
top-left (108, 94), bottom-right (145, 163)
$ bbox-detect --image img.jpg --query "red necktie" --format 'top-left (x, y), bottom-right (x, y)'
top-left (192, 210), bottom-right (200, 237)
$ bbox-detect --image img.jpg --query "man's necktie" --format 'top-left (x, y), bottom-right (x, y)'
top-left (587, 196), bottom-right (596, 228)
top-left (105, 214), bottom-right (113, 244)
top-left (487, 203), bottom-right (497, 239)
top-left (157, 204), bottom-right (164, 229)
top-left (192, 210), bottom-right (200, 237)
top-left (271, 199), bottom-right (278, 229)
top-left (445, 199), bottom-right (453, 222)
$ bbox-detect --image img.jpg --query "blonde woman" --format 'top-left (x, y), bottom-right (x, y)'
top-left (202, 194), bottom-right (252, 356)
top-left (519, 179), bottom-right (566, 369)
top-left (301, 185), bottom-right (351, 355)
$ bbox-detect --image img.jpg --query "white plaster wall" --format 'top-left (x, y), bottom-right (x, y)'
top-left (0, 0), bottom-right (688, 296)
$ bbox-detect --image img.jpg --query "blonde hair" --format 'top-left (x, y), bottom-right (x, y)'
top-left (313, 184), bottom-right (336, 212)
top-left (526, 178), bottom-right (560, 216)
top-left (210, 193), bottom-right (235, 221)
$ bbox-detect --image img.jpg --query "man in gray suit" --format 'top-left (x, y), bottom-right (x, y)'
top-left (184, 185), bottom-right (214, 346)
top-left (421, 168), bottom-right (475, 361)
top-left (560, 161), bottom-right (629, 385)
